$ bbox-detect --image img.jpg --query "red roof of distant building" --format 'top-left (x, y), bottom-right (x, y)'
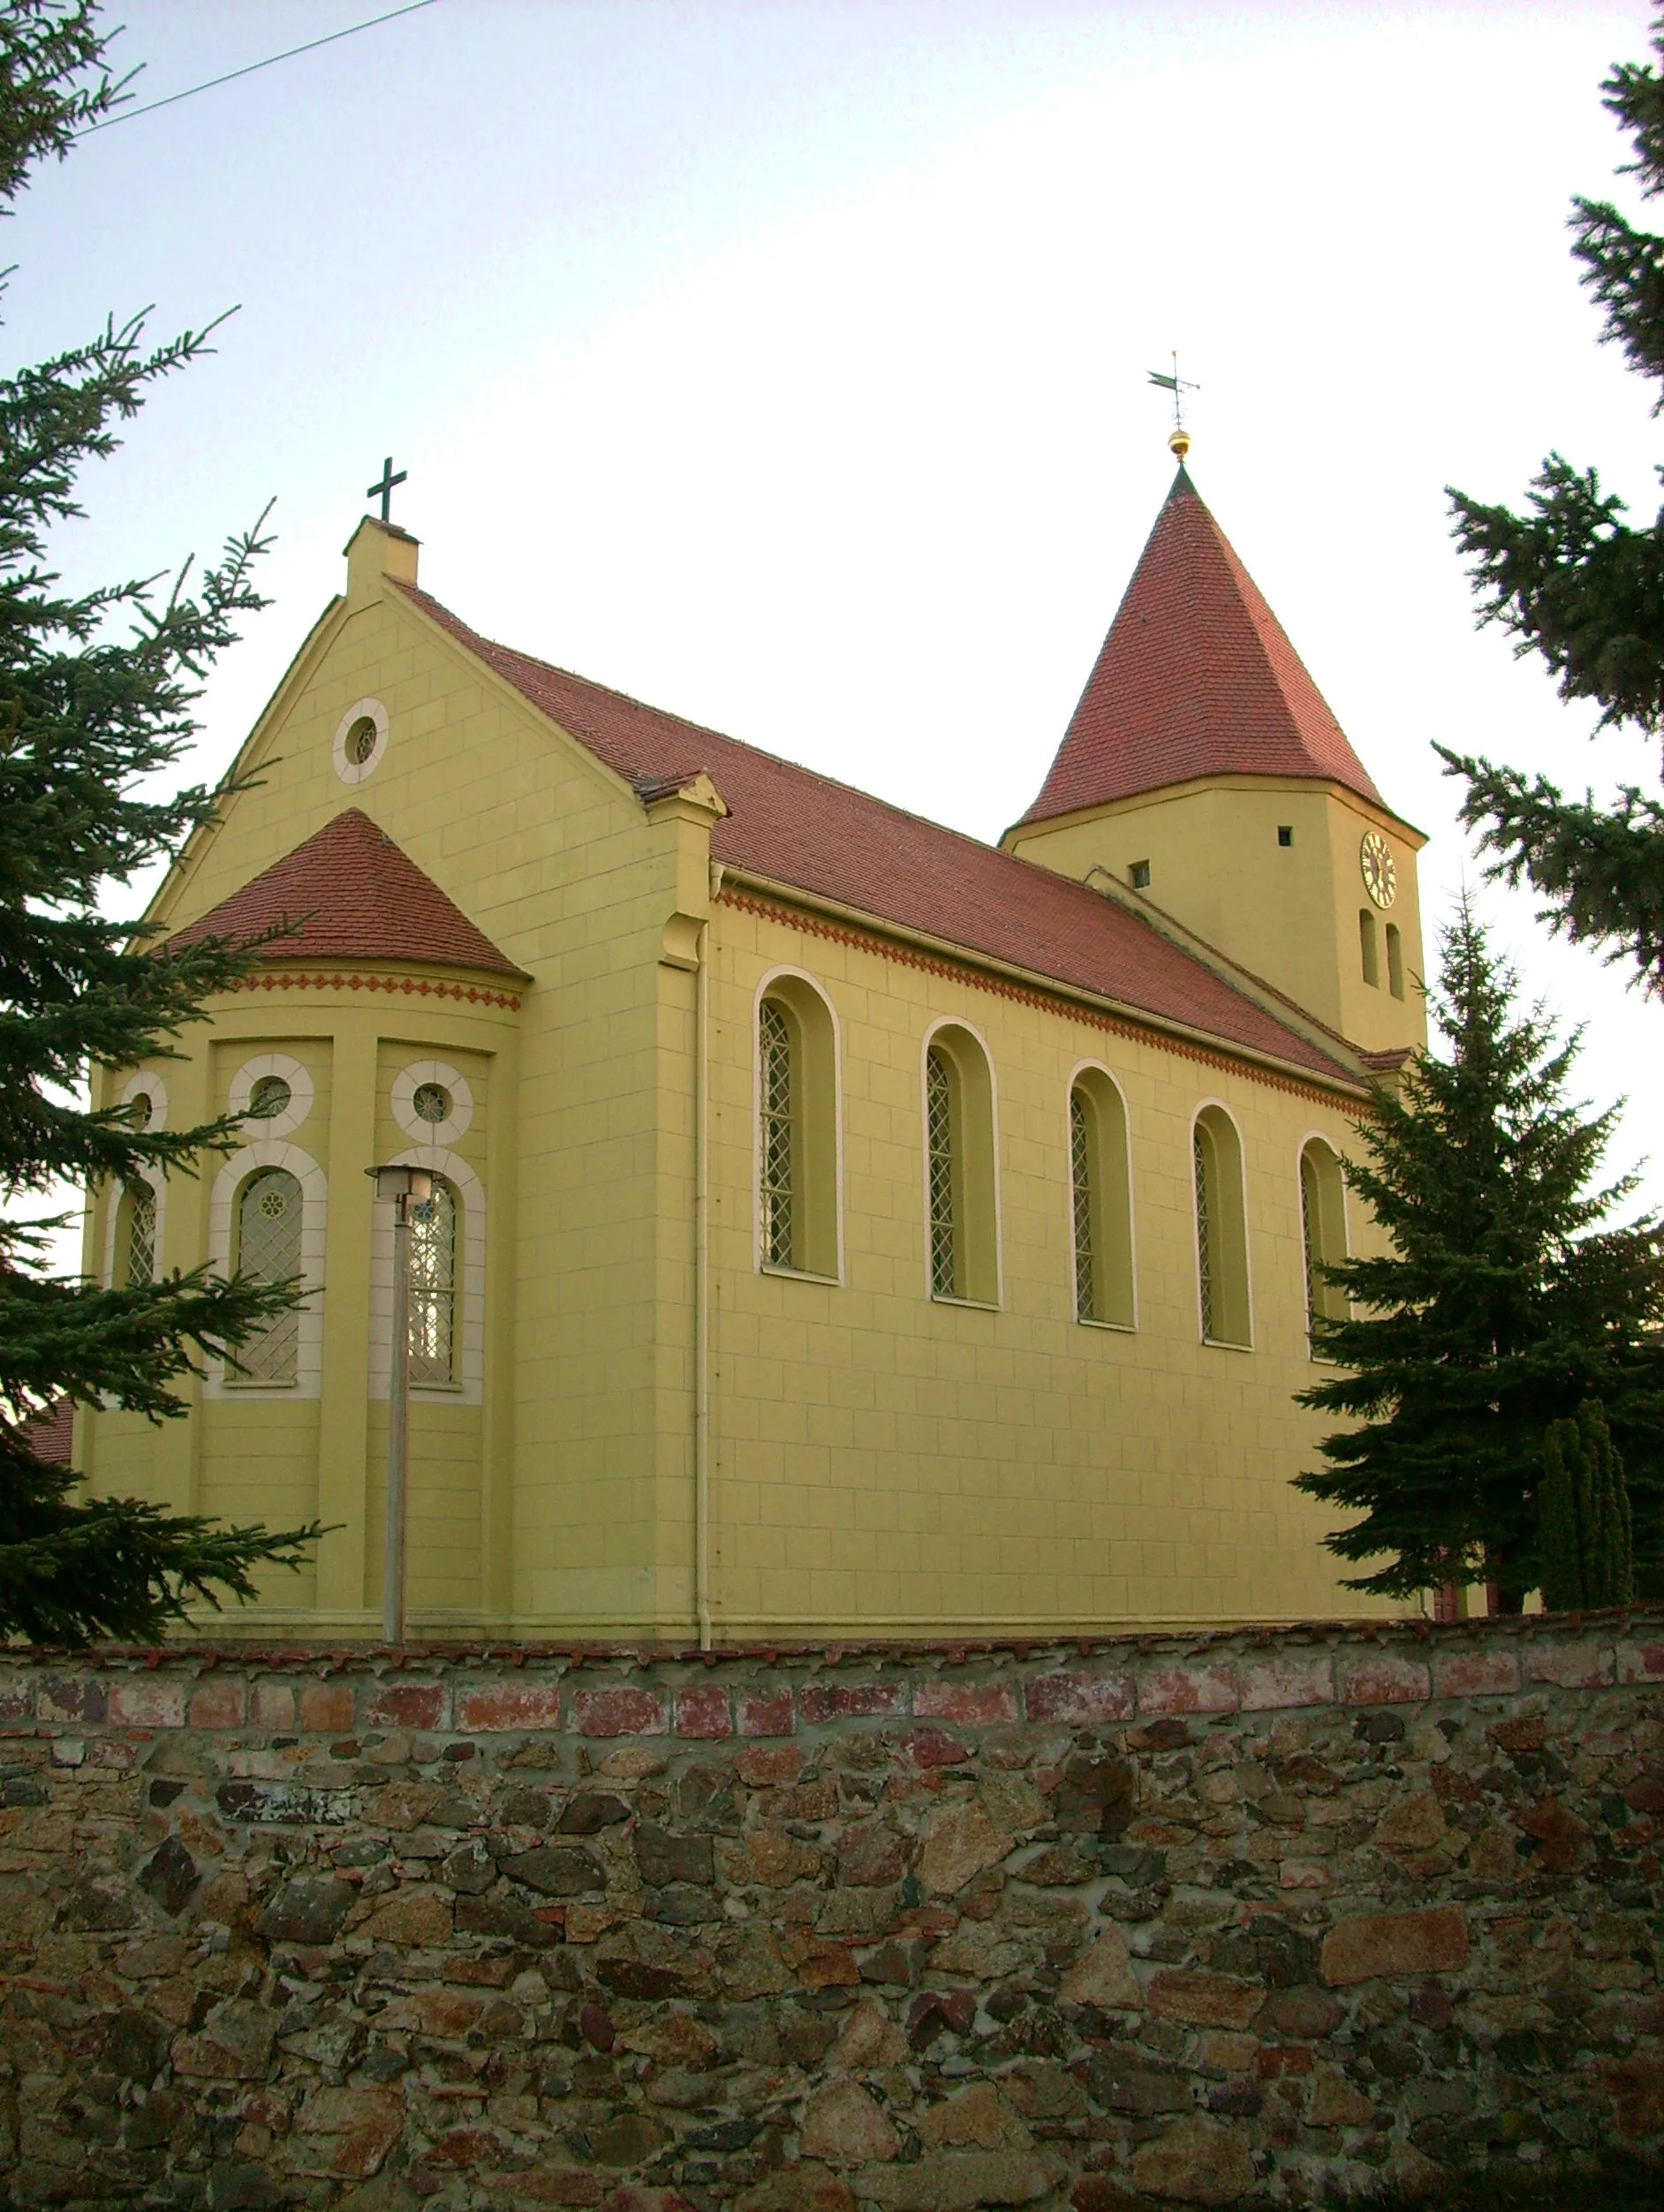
top-left (169, 807), bottom-right (525, 978)
top-left (1018, 469), bottom-right (1384, 826)
top-left (16, 1395), bottom-right (73, 1466)
top-left (402, 585), bottom-right (1353, 1083)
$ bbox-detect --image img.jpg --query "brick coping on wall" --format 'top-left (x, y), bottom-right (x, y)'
top-left (4, 1608), bottom-right (1660, 1741)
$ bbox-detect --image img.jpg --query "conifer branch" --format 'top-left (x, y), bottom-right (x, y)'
top-left (0, 1), bottom-right (319, 1641)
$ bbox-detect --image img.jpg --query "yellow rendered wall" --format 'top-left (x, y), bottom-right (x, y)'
top-left (85, 540), bottom-right (708, 1637)
top-left (81, 990), bottom-right (518, 1628)
top-left (1005, 780), bottom-right (1427, 1057)
top-left (702, 900), bottom-right (1400, 1635)
top-left (78, 528), bottom-right (1422, 1643)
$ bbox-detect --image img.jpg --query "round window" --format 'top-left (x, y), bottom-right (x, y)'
top-left (412, 1082), bottom-right (451, 1124)
top-left (128, 1092), bottom-right (153, 1131)
top-left (346, 716), bottom-right (379, 766)
top-left (258, 1182), bottom-right (291, 1221)
top-left (247, 1075), bottom-right (293, 1121)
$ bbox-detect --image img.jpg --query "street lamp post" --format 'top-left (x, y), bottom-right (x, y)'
top-left (368, 1165), bottom-right (432, 1646)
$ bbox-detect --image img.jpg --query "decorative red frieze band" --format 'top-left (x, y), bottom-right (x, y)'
top-left (228, 970), bottom-right (521, 1011)
top-left (716, 890), bottom-right (1359, 1108)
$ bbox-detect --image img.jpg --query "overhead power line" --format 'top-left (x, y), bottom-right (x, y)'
top-left (79, 0), bottom-right (441, 135)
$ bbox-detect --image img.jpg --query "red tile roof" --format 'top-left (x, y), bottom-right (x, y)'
top-left (1018, 468), bottom-right (1384, 826)
top-left (402, 586), bottom-right (1354, 1083)
top-left (169, 808), bottom-right (526, 978)
top-left (16, 1395), bottom-right (73, 1466)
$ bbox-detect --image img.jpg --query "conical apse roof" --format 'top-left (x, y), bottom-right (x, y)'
top-left (167, 808), bottom-right (526, 977)
top-left (1019, 469), bottom-right (1383, 826)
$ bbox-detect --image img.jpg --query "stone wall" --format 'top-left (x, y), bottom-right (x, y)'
top-left (2, 1615), bottom-right (1662, 2210)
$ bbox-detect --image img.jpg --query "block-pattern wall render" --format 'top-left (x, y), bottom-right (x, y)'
top-left (2, 1615), bottom-right (1661, 2208)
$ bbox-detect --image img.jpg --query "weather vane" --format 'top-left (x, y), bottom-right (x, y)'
top-left (1146, 353), bottom-right (1200, 464)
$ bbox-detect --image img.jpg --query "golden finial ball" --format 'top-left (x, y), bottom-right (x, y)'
top-left (1168, 426), bottom-right (1191, 464)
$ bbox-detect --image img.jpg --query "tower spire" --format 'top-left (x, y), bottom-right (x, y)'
top-left (1015, 470), bottom-right (1387, 828)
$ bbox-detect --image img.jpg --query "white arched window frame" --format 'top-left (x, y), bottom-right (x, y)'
top-left (1297, 1131), bottom-right (1351, 1354)
top-left (1190, 1099), bottom-right (1253, 1350)
top-left (203, 1141), bottom-right (328, 1399)
top-left (369, 1144), bottom-right (485, 1404)
top-left (103, 1172), bottom-right (163, 1289)
top-left (102, 1070), bottom-right (170, 1288)
top-left (919, 1016), bottom-right (1002, 1309)
top-left (1065, 1059), bottom-right (1138, 1331)
top-left (751, 966), bottom-right (844, 1283)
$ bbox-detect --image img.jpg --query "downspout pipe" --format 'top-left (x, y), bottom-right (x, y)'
top-left (694, 919), bottom-right (713, 1652)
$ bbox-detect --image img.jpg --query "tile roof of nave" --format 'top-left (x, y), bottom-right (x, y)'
top-left (1019, 466), bottom-right (1386, 826)
top-left (399, 584), bottom-right (1355, 1085)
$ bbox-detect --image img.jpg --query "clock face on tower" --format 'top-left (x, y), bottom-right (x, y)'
top-left (1360, 829), bottom-right (1396, 910)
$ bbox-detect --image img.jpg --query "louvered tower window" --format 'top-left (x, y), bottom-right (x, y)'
top-left (1070, 1089), bottom-right (1097, 1322)
top-left (232, 1168), bottom-right (302, 1383)
top-left (927, 1046), bottom-right (958, 1298)
top-left (759, 999), bottom-right (797, 1268)
top-left (409, 1180), bottom-right (458, 1385)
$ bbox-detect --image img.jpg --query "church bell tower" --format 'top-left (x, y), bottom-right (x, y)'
top-left (1002, 463), bottom-right (1426, 1056)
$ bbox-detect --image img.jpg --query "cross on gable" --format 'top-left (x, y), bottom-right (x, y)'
top-left (367, 456), bottom-right (407, 523)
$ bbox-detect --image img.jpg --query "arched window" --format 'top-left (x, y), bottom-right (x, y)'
top-left (1192, 1106), bottom-right (1251, 1348)
top-left (409, 1179), bottom-right (458, 1385)
top-left (1069, 1070), bottom-right (1134, 1328)
top-left (232, 1167), bottom-right (302, 1384)
top-left (927, 1047), bottom-right (957, 1296)
top-left (759, 1000), bottom-right (796, 1268)
top-left (1385, 922), bottom-right (1404, 1001)
top-left (923, 1024), bottom-right (998, 1305)
top-left (756, 976), bottom-right (839, 1278)
top-left (115, 1181), bottom-right (156, 1287)
top-left (1299, 1138), bottom-right (1348, 1350)
top-left (1359, 909), bottom-right (1380, 988)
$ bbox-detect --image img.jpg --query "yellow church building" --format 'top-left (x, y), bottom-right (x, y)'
top-left (77, 462), bottom-right (1427, 1642)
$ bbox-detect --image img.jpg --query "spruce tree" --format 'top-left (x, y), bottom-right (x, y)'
top-left (0, 1), bottom-right (318, 1642)
top-left (1442, 22), bottom-right (1664, 989)
top-left (1539, 1400), bottom-right (1636, 1611)
top-left (1296, 902), bottom-right (1664, 1609)
top-left (1538, 1421), bottom-right (1585, 1611)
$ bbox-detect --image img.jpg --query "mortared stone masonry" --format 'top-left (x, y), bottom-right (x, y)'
top-left (2, 1612), bottom-right (1662, 2208)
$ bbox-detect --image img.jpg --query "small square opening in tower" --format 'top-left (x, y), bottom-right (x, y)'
top-left (1277, 825), bottom-right (1293, 847)
top-left (1129, 860), bottom-right (1151, 889)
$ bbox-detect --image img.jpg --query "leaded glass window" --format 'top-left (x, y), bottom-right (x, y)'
top-left (1193, 1122), bottom-right (1216, 1343)
top-left (232, 1168), bottom-right (302, 1383)
top-left (759, 1000), bottom-right (796, 1268)
top-left (1300, 1150), bottom-right (1321, 1339)
top-left (1070, 1089), bottom-right (1097, 1321)
top-left (120, 1181), bottom-right (155, 1287)
top-left (246, 1074), bottom-right (291, 1121)
top-left (1300, 1141), bottom-right (1347, 1348)
top-left (927, 1046), bottom-right (958, 1299)
top-left (409, 1180), bottom-right (458, 1385)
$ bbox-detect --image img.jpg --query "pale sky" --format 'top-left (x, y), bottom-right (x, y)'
top-left (20, 0), bottom-right (1664, 1235)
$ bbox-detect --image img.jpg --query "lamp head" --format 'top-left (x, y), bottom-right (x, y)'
top-left (368, 1165), bottom-right (434, 1205)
